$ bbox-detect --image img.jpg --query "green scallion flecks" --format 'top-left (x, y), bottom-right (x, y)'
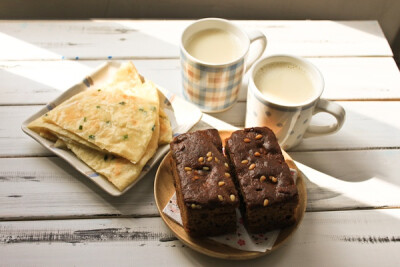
top-left (151, 125), bottom-right (155, 131)
top-left (119, 101), bottom-right (125, 105)
top-left (123, 134), bottom-right (128, 140)
top-left (139, 108), bottom-right (147, 115)
top-left (84, 117), bottom-right (87, 122)
top-left (96, 105), bottom-right (100, 109)
top-left (88, 135), bottom-right (95, 140)
top-left (79, 125), bottom-right (83, 130)
top-left (104, 155), bottom-right (108, 161)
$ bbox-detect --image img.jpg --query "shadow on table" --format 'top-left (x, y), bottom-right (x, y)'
top-left (50, 156), bottom-right (161, 217)
top-left (286, 103), bottom-right (400, 211)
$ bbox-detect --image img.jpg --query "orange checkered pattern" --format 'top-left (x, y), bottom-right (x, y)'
top-left (181, 51), bottom-right (245, 112)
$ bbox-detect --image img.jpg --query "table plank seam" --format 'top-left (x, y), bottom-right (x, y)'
top-left (3, 98), bottom-right (400, 107)
top-left (0, 213), bottom-right (161, 223)
top-left (1, 206), bottom-right (400, 223)
top-left (0, 55), bottom-right (396, 63)
top-left (1, 148), bottom-right (400, 160)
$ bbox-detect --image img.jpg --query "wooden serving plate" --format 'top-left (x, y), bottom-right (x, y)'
top-left (154, 130), bottom-right (307, 260)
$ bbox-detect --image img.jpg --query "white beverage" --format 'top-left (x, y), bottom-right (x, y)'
top-left (185, 29), bottom-right (243, 64)
top-left (254, 62), bottom-right (316, 105)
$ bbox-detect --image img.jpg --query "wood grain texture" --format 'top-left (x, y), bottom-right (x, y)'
top-left (0, 149), bottom-right (399, 219)
top-left (0, 157), bottom-right (160, 220)
top-left (0, 18), bottom-right (398, 265)
top-left (0, 60), bottom-right (181, 105)
top-left (0, 57), bottom-right (399, 106)
top-left (210, 101), bottom-right (400, 151)
top-left (290, 150), bottom-right (400, 211)
top-left (0, 20), bottom-right (392, 61)
top-left (2, 101), bottom-right (400, 157)
top-left (1, 0), bottom-right (399, 44)
top-left (1, 209), bottom-right (400, 266)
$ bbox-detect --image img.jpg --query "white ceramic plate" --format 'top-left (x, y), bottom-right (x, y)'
top-left (21, 61), bottom-right (203, 196)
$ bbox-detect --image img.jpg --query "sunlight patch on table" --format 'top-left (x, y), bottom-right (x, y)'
top-left (296, 161), bottom-right (400, 208)
top-left (2, 61), bottom-right (93, 92)
top-left (0, 32), bottom-right (60, 60)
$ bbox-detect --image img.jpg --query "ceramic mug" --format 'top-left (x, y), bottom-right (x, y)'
top-left (245, 54), bottom-right (346, 150)
top-left (180, 18), bottom-right (267, 113)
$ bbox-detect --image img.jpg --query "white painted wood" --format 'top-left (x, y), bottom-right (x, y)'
top-left (1, 209), bottom-right (400, 266)
top-left (210, 101), bottom-right (400, 150)
top-left (0, 149), bottom-right (399, 219)
top-left (291, 151), bottom-right (400, 211)
top-left (1, 0), bottom-right (399, 44)
top-left (1, 57), bottom-right (398, 106)
top-left (2, 101), bottom-right (400, 157)
top-left (0, 60), bottom-right (182, 105)
top-left (0, 105), bottom-right (48, 157)
top-left (0, 157), bottom-right (160, 219)
top-left (293, 101), bottom-right (400, 151)
top-left (0, 19), bottom-right (398, 265)
top-left (0, 20), bottom-right (392, 61)
top-left (308, 57), bottom-right (400, 101)
top-left (1, 0), bottom-right (399, 45)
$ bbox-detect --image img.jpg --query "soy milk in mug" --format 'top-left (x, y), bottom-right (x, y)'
top-left (254, 62), bottom-right (316, 105)
top-left (185, 29), bottom-right (244, 64)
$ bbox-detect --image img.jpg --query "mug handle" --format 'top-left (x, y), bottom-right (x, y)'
top-left (244, 29), bottom-right (267, 72)
top-left (304, 99), bottom-right (346, 138)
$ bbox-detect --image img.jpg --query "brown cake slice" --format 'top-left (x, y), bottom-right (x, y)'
top-left (225, 127), bottom-right (298, 233)
top-left (170, 129), bottom-right (239, 237)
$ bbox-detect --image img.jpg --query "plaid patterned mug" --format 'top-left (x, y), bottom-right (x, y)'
top-left (180, 18), bottom-right (267, 113)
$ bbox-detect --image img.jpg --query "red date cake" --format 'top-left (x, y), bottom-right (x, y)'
top-left (225, 127), bottom-right (298, 233)
top-left (170, 129), bottom-right (239, 237)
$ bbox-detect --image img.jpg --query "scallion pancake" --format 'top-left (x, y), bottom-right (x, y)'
top-left (65, 111), bottom-right (160, 191)
top-left (158, 108), bottom-right (172, 145)
top-left (28, 116), bottom-right (104, 152)
top-left (105, 61), bottom-right (143, 91)
top-left (44, 87), bottom-right (158, 164)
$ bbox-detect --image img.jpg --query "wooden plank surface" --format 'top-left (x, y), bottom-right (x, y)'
top-left (0, 57), bottom-right (398, 106)
top-left (0, 20), bottom-right (392, 61)
top-left (1, 209), bottom-right (400, 266)
top-left (0, 19), bottom-right (398, 266)
top-left (291, 150), bottom-right (400, 211)
top-left (212, 101), bottom-right (400, 152)
top-left (0, 148), bottom-right (399, 219)
top-left (0, 60), bottom-right (181, 105)
top-left (0, 157), bottom-right (160, 219)
top-left (2, 101), bottom-right (399, 158)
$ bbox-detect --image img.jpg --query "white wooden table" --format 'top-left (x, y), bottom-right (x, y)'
top-left (0, 20), bottom-right (399, 266)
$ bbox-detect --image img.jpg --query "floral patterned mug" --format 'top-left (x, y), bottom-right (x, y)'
top-left (245, 55), bottom-right (346, 150)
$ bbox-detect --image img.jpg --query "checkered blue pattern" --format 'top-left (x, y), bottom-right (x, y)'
top-left (181, 50), bottom-right (245, 112)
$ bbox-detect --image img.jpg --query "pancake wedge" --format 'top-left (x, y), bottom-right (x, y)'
top-left (65, 113), bottom-right (160, 191)
top-left (107, 61), bottom-right (172, 145)
top-left (158, 108), bottom-right (173, 144)
top-left (44, 87), bottom-right (158, 164)
top-left (28, 116), bottom-right (104, 152)
top-left (105, 61), bottom-right (143, 91)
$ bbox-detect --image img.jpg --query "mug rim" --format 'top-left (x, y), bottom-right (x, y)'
top-left (180, 18), bottom-right (250, 67)
top-left (249, 54), bottom-right (325, 108)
